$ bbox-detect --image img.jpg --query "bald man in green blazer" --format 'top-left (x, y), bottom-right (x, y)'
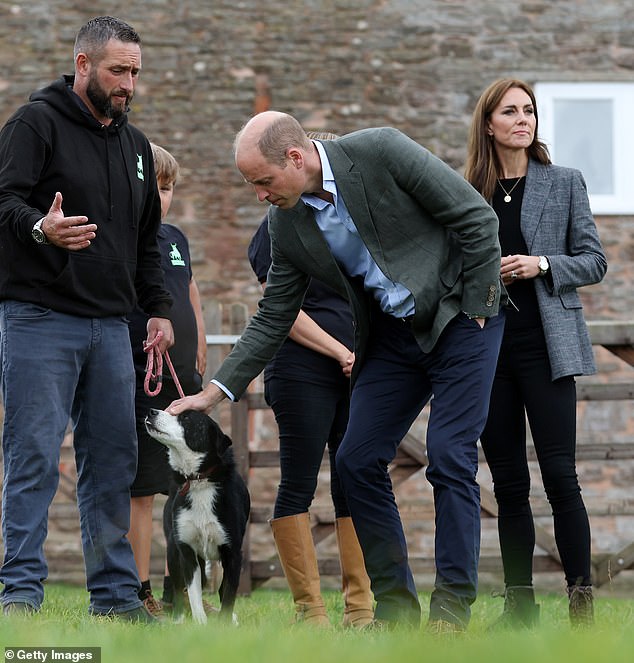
top-left (170, 112), bottom-right (506, 632)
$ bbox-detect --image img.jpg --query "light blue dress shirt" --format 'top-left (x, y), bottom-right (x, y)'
top-left (302, 140), bottom-right (415, 318)
top-left (213, 140), bottom-right (416, 401)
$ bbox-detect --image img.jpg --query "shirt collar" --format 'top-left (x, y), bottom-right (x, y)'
top-left (301, 140), bottom-right (337, 210)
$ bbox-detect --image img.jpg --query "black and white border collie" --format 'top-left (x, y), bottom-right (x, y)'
top-left (144, 408), bottom-right (250, 624)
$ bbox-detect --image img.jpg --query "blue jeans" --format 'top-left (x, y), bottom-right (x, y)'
top-left (0, 301), bottom-right (142, 614)
top-left (335, 310), bottom-right (504, 627)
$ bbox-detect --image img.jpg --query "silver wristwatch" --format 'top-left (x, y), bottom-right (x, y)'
top-left (538, 255), bottom-right (549, 276)
top-left (32, 217), bottom-right (49, 244)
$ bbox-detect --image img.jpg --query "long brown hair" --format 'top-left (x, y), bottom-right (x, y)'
top-left (464, 78), bottom-right (551, 201)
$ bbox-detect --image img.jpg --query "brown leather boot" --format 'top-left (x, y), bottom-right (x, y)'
top-left (568, 582), bottom-right (594, 628)
top-left (335, 516), bottom-right (374, 628)
top-left (270, 513), bottom-right (330, 626)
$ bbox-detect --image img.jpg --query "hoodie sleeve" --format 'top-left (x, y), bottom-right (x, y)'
top-left (0, 111), bottom-right (53, 239)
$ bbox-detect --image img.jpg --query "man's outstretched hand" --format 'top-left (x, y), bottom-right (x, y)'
top-left (167, 382), bottom-right (226, 415)
top-left (41, 192), bottom-right (97, 250)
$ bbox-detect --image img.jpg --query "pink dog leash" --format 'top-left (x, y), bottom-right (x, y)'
top-left (143, 330), bottom-right (185, 398)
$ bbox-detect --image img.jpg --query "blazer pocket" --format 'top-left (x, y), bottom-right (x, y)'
top-left (559, 290), bottom-right (582, 310)
top-left (439, 241), bottom-right (463, 288)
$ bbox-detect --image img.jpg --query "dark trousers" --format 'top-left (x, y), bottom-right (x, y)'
top-left (335, 310), bottom-right (505, 627)
top-left (265, 376), bottom-right (350, 518)
top-left (480, 327), bottom-right (592, 588)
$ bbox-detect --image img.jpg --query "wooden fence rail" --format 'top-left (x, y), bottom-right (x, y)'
top-left (1, 308), bottom-right (632, 592)
top-left (225, 316), bottom-right (634, 592)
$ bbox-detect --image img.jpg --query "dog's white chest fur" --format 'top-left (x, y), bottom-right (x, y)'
top-left (144, 408), bottom-right (246, 625)
top-left (175, 482), bottom-right (228, 560)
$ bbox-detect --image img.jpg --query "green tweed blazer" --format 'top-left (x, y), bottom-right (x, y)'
top-left (214, 127), bottom-right (502, 398)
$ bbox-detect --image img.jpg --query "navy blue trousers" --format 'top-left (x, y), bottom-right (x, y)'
top-left (335, 310), bottom-right (504, 627)
top-left (265, 376), bottom-right (350, 519)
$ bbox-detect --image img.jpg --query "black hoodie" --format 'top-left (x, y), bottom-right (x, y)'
top-left (0, 75), bottom-right (172, 319)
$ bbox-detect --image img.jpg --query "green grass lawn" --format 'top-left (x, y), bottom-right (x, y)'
top-left (1, 584), bottom-right (633, 663)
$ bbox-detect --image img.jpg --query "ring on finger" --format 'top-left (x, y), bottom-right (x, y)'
top-left (511, 270), bottom-right (518, 279)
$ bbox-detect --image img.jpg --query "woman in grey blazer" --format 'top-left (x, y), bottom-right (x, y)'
top-left (465, 78), bottom-right (607, 629)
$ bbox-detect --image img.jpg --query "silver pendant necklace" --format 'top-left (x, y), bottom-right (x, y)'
top-left (498, 176), bottom-right (524, 203)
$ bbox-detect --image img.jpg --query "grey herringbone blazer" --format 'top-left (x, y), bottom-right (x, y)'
top-left (520, 159), bottom-right (607, 380)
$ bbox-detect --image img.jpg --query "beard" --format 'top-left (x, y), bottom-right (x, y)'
top-left (86, 75), bottom-right (132, 121)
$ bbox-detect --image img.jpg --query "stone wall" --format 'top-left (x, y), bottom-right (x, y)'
top-left (1, 0), bottom-right (633, 310)
top-left (1, 0), bottom-right (633, 591)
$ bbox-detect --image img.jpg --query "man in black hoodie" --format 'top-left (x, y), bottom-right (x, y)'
top-left (0, 16), bottom-right (173, 622)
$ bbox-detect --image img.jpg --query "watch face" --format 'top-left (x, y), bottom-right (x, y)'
top-left (32, 228), bottom-right (46, 243)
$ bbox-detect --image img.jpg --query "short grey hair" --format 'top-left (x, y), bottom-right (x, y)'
top-left (257, 114), bottom-right (313, 167)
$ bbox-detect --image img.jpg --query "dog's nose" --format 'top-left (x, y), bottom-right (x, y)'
top-left (149, 408), bottom-right (161, 416)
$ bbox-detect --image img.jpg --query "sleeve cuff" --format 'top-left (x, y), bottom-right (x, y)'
top-left (210, 379), bottom-right (236, 402)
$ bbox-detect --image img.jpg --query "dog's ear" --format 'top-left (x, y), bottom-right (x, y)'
top-left (218, 431), bottom-right (233, 454)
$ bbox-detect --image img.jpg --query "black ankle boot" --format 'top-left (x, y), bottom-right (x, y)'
top-left (489, 586), bottom-right (540, 630)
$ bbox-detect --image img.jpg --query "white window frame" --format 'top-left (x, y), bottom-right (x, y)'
top-left (535, 82), bottom-right (634, 215)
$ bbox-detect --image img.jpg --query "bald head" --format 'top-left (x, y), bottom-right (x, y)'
top-left (234, 111), bottom-right (312, 167)
top-left (234, 111), bottom-right (325, 209)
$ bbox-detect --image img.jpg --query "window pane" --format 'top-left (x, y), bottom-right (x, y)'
top-left (553, 99), bottom-right (613, 195)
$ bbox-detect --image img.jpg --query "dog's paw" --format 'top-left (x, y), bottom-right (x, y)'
top-left (191, 610), bottom-right (208, 625)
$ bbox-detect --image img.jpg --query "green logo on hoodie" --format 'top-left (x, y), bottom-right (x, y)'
top-left (136, 154), bottom-right (144, 180)
top-left (169, 243), bottom-right (186, 266)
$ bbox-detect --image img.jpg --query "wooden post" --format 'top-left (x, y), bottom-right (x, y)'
top-left (227, 302), bottom-right (253, 595)
top-left (202, 299), bottom-right (224, 380)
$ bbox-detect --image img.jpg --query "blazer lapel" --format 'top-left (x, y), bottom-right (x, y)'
top-left (321, 140), bottom-right (386, 269)
top-left (289, 204), bottom-right (350, 299)
top-left (293, 205), bottom-right (333, 262)
top-left (521, 160), bottom-right (552, 251)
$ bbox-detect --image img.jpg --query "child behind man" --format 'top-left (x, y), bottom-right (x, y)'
top-left (127, 143), bottom-right (207, 614)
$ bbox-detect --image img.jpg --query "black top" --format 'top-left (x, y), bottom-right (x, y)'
top-left (493, 177), bottom-right (541, 331)
top-left (0, 76), bottom-right (171, 319)
top-left (248, 217), bottom-right (354, 386)
top-left (129, 223), bottom-right (201, 405)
